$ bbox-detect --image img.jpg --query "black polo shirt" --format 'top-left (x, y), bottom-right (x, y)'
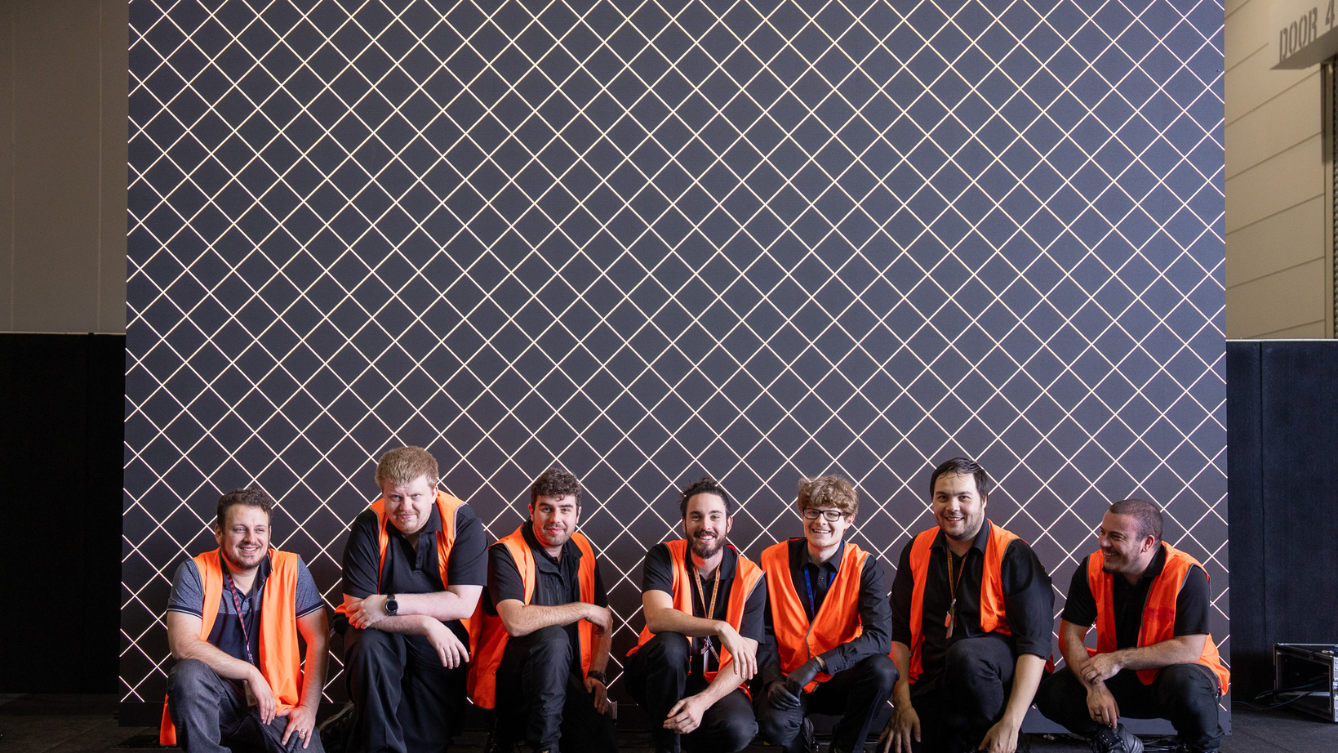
top-left (340, 499), bottom-right (488, 641)
top-left (487, 525), bottom-right (609, 678)
top-left (642, 542), bottom-right (767, 677)
top-left (1060, 544), bottom-right (1211, 648)
top-left (759, 538), bottom-right (892, 688)
top-left (890, 521), bottom-right (1054, 683)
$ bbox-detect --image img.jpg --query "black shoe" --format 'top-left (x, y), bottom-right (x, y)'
top-left (317, 702), bottom-right (356, 753)
top-left (799, 718), bottom-right (817, 753)
top-left (483, 728), bottom-right (515, 753)
top-left (1088, 725), bottom-right (1144, 753)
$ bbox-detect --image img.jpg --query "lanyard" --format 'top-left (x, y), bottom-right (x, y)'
top-left (803, 565), bottom-right (834, 621)
top-left (222, 567), bottom-right (257, 665)
top-left (944, 550), bottom-right (965, 640)
top-left (693, 563), bottom-right (721, 670)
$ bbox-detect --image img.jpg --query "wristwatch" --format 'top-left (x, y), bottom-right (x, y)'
top-left (586, 669), bottom-right (607, 685)
top-left (385, 594), bottom-right (398, 616)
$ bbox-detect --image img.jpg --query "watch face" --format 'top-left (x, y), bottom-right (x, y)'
top-left (386, 597), bottom-right (397, 614)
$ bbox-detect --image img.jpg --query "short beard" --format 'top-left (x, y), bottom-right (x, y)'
top-left (691, 533), bottom-right (725, 560)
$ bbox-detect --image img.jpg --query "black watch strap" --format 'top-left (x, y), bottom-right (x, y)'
top-left (586, 669), bottom-right (607, 684)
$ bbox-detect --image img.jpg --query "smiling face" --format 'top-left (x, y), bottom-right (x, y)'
top-left (215, 504), bottom-right (270, 575)
top-left (1098, 510), bottom-right (1157, 576)
top-left (932, 472), bottom-right (987, 545)
top-left (380, 474), bottom-right (437, 535)
top-left (802, 506), bottom-right (850, 552)
top-left (684, 492), bottom-right (732, 560)
top-left (531, 494), bottom-right (580, 554)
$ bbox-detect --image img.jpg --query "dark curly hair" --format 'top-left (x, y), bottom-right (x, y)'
top-left (530, 467), bottom-right (582, 507)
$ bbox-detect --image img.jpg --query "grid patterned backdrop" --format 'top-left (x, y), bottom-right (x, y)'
top-left (123, 0), bottom-right (1227, 708)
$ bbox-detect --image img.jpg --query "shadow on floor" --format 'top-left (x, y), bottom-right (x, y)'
top-left (1, 695), bottom-right (1331, 753)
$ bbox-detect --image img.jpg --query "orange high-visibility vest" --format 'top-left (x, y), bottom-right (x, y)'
top-left (626, 540), bottom-right (766, 691)
top-left (335, 491), bottom-right (481, 654)
top-left (904, 521), bottom-right (1019, 684)
top-left (467, 526), bottom-right (599, 709)
top-left (1087, 544), bottom-right (1230, 694)
top-left (762, 539), bottom-right (868, 693)
top-left (160, 550), bottom-right (303, 745)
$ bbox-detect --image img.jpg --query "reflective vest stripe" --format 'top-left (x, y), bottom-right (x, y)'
top-left (467, 526), bottom-right (598, 709)
top-left (1087, 545), bottom-right (1230, 694)
top-left (762, 539), bottom-right (867, 693)
top-left (160, 550), bottom-right (302, 745)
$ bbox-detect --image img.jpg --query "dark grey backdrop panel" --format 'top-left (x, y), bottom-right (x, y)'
top-left (124, 0), bottom-right (1227, 705)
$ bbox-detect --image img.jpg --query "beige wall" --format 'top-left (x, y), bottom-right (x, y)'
top-left (1226, 0), bottom-right (1336, 338)
top-left (0, 0), bottom-right (127, 334)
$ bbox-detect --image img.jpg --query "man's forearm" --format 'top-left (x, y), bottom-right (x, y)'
top-left (646, 606), bottom-right (726, 639)
top-left (1058, 621), bottom-right (1102, 690)
top-left (394, 588), bottom-right (480, 622)
top-left (590, 626), bottom-right (612, 673)
top-left (299, 636), bottom-right (328, 710)
top-left (889, 641), bottom-right (915, 710)
top-left (501, 602), bottom-right (591, 637)
top-left (361, 614), bottom-right (436, 635)
top-left (691, 657), bottom-right (746, 705)
top-left (1001, 653), bottom-right (1046, 724)
top-left (172, 633), bottom-right (261, 683)
top-left (1105, 635), bottom-right (1207, 672)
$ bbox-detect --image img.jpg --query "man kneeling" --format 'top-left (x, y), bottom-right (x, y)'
top-left (1036, 499), bottom-right (1228, 753)
top-left (163, 487), bottom-right (328, 753)
top-left (756, 475), bottom-right (896, 753)
top-left (469, 468), bottom-right (617, 753)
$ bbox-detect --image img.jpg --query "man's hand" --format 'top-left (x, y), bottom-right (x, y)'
top-left (585, 676), bottom-right (609, 715)
top-left (248, 669), bottom-right (277, 725)
top-left (424, 619), bottom-right (469, 668)
top-left (977, 716), bottom-right (1021, 753)
top-left (766, 680), bottom-right (800, 710)
top-left (1081, 652), bottom-right (1122, 685)
top-left (1086, 683), bottom-right (1120, 729)
top-left (785, 658), bottom-right (823, 696)
top-left (280, 703), bottom-right (318, 749)
top-left (586, 604), bottom-right (612, 634)
top-left (717, 625), bottom-right (757, 680)
top-left (345, 595), bottom-right (389, 630)
top-left (877, 703), bottom-right (920, 753)
top-left (664, 694), bottom-right (709, 734)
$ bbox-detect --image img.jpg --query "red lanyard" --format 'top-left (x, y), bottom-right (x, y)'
top-left (222, 567), bottom-right (257, 665)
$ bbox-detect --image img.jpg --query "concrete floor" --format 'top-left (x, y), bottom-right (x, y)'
top-left (0, 694), bottom-right (1333, 753)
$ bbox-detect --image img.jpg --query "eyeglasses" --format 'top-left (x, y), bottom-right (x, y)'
top-left (802, 509), bottom-right (845, 522)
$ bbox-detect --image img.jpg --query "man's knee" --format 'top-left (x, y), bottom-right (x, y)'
top-left (943, 640), bottom-right (999, 683)
top-left (1156, 664), bottom-right (1219, 709)
top-left (643, 631), bottom-right (689, 665)
top-left (754, 703), bottom-right (798, 747)
top-left (345, 627), bottom-right (399, 669)
top-left (858, 654), bottom-right (898, 695)
top-left (717, 714), bottom-right (759, 753)
top-left (528, 625), bottom-right (572, 660)
top-left (168, 658), bottom-right (219, 698)
top-left (1035, 667), bottom-right (1082, 719)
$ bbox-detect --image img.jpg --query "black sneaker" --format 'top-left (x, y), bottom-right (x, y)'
top-left (799, 718), bottom-right (817, 753)
top-left (1089, 725), bottom-right (1144, 753)
top-left (316, 702), bottom-right (356, 753)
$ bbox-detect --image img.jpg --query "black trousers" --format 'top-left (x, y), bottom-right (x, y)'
top-left (343, 627), bottom-right (466, 753)
top-left (907, 635), bottom-right (1017, 753)
top-left (624, 632), bottom-right (758, 753)
top-left (167, 658), bottom-right (325, 753)
top-left (493, 625), bottom-right (617, 753)
top-left (755, 654), bottom-right (898, 753)
top-left (1036, 663), bottom-right (1224, 753)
